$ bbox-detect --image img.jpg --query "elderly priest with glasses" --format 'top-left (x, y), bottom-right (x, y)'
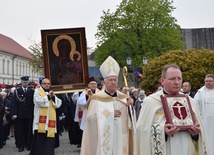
top-left (80, 56), bottom-right (135, 155)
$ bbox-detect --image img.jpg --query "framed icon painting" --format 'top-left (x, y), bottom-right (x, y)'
top-left (41, 27), bottom-right (89, 93)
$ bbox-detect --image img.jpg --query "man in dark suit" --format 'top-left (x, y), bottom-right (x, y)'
top-left (182, 81), bottom-right (195, 98)
top-left (13, 76), bottom-right (34, 152)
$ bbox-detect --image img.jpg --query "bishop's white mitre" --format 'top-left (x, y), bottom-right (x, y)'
top-left (100, 56), bottom-right (120, 78)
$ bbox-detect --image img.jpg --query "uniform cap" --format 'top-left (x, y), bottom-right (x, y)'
top-left (5, 85), bottom-right (13, 89)
top-left (21, 76), bottom-right (29, 82)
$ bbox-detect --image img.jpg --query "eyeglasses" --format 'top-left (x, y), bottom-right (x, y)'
top-left (42, 83), bottom-right (50, 85)
top-left (165, 77), bottom-right (182, 82)
top-left (205, 80), bottom-right (214, 83)
top-left (107, 78), bottom-right (118, 82)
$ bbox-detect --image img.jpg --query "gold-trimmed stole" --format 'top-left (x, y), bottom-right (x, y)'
top-left (37, 88), bottom-right (56, 138)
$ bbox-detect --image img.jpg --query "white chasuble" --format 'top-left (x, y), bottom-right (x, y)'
top-left (112, 98), bottom-right (123, 155)
top-left (81, 91), bottom-right (131, 155)
top-left (97, 97), bottom-right (129, 155)
top-left (135, 90), bottom-right (209, 155)
top-left (97, 100), bottom-right (114, 155)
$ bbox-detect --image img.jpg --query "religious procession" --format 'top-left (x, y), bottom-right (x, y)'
top-left (2, 0), bottom-right (214, 154)
top-left (1, 53), bottom-right (214, 155)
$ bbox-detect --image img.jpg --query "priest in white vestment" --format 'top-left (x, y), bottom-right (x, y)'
top-left (135, 64), bottom-right (209, 155)
top-left (30, 78), bottom-right (62, 155)
top-left (194, 74), bottom-right (214, 155)
top-left (77, 76), bottom-right (100, 130)
top-left (80, 56), bottom-right (135, 155)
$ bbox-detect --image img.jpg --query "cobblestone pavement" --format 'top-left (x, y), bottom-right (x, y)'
top-left (0, 131), bottom-right (81, 155)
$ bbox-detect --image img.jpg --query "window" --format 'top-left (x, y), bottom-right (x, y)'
top-left (7, 60), bottom-right (10, 75)
top-left (2, 59), bottom-right (5, 74)
top-left (19, 62), bottom-right (21, 75)
top-left (22, 63), bottom-right (25, 75)
top-left (16, 61), bottom-right (18, 75)
top-left (26, 64), bottom-right (28, 75)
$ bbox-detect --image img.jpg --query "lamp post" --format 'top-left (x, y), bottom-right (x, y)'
top-left (142, 56), bottom-right (148, 65)
top-left (125, 56), bottom-right (148, 87)
top-left (126, 56), bottom-right (132, 66)
top-left (126, 56), bottom-right (137, 87)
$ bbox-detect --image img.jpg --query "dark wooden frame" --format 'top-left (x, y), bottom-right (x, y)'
top-left (41, 27), bottom-right (89, 93)
top-left (160, 94), bottom-right (196, 130)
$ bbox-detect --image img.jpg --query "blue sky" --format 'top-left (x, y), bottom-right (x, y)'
top-left (1, 0), bottom-right (213, 50)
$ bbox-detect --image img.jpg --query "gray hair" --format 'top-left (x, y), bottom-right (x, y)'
top-left (205, 74), bottom-right (214, 79)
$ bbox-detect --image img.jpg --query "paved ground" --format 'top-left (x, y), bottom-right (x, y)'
top-left (0, 131), bottom-right (81, 155)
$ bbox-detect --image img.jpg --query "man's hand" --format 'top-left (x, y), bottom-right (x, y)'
top-left (12, 115), bottom-right (17, 121)
top-left (188, 122), bottom-right (201, 136)
top-left (114, 110), bottom-right (121, 117)
top-left (49, 90), bottom-right (54, 97)
top-left (86, 89), bottom-right (93, 96)
top-left (126, 97), bottom-right (133, 106)
top-left (165, 123), bottom-right (180, 137)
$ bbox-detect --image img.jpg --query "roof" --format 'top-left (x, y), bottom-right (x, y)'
top-left (0, 33), bottom-right (32, 59)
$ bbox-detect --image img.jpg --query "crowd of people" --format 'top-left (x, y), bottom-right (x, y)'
top-left (0, 56), bottom-right (214, 155)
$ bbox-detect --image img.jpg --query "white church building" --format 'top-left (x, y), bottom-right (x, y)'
top-left (0, 34), bottom-right (40, 85)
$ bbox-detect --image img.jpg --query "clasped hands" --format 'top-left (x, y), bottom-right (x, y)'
top-left (86, 89), bottom-right (93, 96)
top-left (48, 90), bottom-right (55, 97)
top-left (165, 122), bottom-right (201, 137)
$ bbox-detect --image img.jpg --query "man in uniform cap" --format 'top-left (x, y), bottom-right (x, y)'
top-left (13, 76), bottom-right (34, 152)
top-left (81, 56), bottom-right (135, 155)
top-left (28, 82), bottom-right (37, 90)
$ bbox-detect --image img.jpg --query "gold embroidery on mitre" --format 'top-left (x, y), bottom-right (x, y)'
top-left (107, 59), bottom-right (116, 74)
top-left (102, 125), bottom-right (111, 154)
top-left (123, 146), bottom-right (129, 154)
top-left (102, 108), bottom-right (111, 118)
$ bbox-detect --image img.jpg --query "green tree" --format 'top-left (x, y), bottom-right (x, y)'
top-left (141, 49), bottom-right (214, 92)
top-left (94, 0), bottom-right (184, 67)
top-left (28, 42), bottom-right (44, 75)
